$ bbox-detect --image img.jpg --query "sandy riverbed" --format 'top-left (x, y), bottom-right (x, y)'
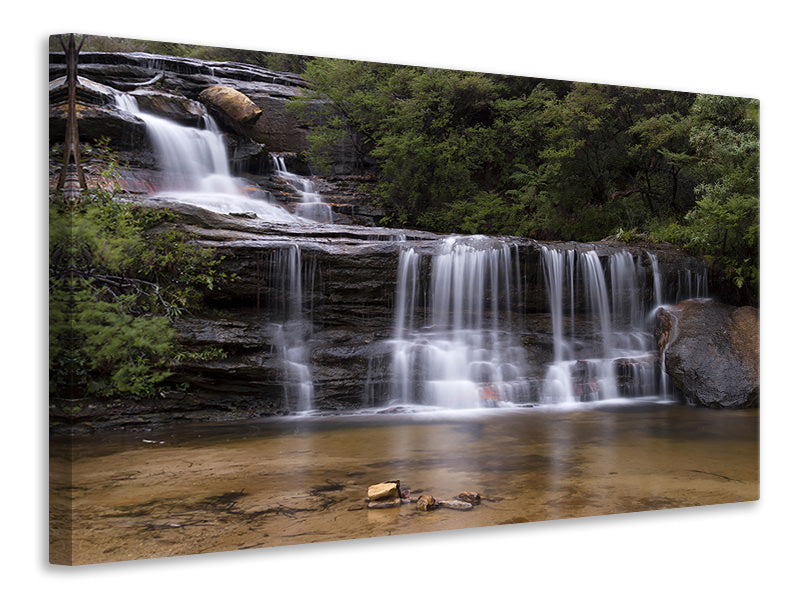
top-left (50, 401), bottom-right (759, 565)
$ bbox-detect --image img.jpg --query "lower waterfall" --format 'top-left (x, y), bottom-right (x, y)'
top-left (372, 238), bottom-right (709, 410)
top-left (388, 236), bottom-right (531, 408)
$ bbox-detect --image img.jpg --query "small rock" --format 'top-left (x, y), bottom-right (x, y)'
top-left (368, 498), bottom-right (402, 509)
top-left (457, 491), bottom-right (481, 505)
top-left (367, 481), bottom-right (400, 501)
top-left (416, 495), bottom-right (437, 511)
top-left (438, 499), bottom-right (473, 511)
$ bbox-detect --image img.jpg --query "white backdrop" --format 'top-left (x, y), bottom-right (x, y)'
top-left (5, 2), bottom-right (796, 597)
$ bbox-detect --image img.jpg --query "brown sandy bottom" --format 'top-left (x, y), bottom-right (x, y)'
top-left (50, 401), bottom-right (759, 565)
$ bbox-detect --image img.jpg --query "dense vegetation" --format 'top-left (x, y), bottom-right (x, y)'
top-left (49, 143), bottom-right (227, 410)
top-left (290, 59), bottom-right (759, 303)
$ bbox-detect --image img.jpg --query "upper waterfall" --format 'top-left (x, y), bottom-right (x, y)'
top-left (113, 92), bottom-right (306, 224)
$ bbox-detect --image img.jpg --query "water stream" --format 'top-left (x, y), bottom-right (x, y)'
top-left (271, 155), bottom-right (334, 223)
top-left (113, 93), bottom-right (305, 223)
top-left (389, 236), bottom-right (530, 408)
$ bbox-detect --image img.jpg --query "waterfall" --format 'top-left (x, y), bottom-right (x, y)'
top-left (271, 155), bottom-right (334, 223)
top-left (265, 245), bottom-right (315, 412)
top-left (113, 92), bottom-right (303, 223)
top-left (537, 246), bottom-right (709, 405)
top-left (388, 236), bottom-right (531, 409)
top-left (648, 252), bottom-right (663, 307)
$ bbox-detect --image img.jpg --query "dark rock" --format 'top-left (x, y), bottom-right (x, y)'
top-left (456, 491), bottom-right (481, 505)
top-left (129, 89), bottom-right (207, 125)
top-left (367, 498), bottom-right (402, 509)
top-left (49, 101), bottom-right (147, 149)
top-left (49, 75), bottom-right (118, 106)
top-left (654, 300), bottom-right (759, 408)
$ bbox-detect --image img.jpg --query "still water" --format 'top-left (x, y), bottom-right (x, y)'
top-left (50, 400), bottom-right (758, 564)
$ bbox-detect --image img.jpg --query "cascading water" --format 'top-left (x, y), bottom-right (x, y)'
top-left (271, 156), bottom-right (334, 223)
top-left (113, 92), bottom-right (304, 223)
top-left (264, 244), bottom-right (315, 412)
top-left (538, 246), bottom-right (707, 405)
top-left (388, 236), bottom-right (531, 409)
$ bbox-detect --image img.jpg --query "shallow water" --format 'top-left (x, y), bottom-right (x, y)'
top-left (50, 401), bottom-right (759, 564)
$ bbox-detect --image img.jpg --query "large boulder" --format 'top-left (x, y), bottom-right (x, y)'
top-left (199, 85), bottom-right (263, 134)
top-left (655, 299), bottom-right (759, 408)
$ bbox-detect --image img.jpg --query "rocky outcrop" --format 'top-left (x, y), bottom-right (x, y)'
top-left (50, 51), bottom-right (362, 171)
top-left (655, 300), bottom-right (759, 408)
top-left (129, 89), bottom-right (207, 125)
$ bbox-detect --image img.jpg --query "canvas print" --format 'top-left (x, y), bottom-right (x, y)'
top-left (48, 34), bottom-right (759, 565)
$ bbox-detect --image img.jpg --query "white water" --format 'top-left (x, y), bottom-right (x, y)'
top-left (271, 156), bottom-right (334, 223)
top-left (265, 244), bottom-right (315, 412)
top-left (113, 93), bottom-right (304, 223)
top-left (539, 247), bottom-right (708, 405)
top-left (388, 236), bottom-right (531, 408)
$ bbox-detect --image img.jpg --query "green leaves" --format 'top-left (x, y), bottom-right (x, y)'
top-left (50, 181), bottom-right (225, 401)
top-left (293, 58), bottom-right (758, 300)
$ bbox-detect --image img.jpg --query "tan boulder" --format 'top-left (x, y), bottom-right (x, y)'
top-left (199, 85), bottom-right (263, 131)
top-left (367, 481), bottom-right (400, 502)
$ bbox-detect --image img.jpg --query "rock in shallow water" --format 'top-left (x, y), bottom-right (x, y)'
top-left (457, 491), bottom-right (482, 506)
top-left (437, 499), bottom-right (474, 511)
top-left (367, 481), bottom-right (400, 501)
top-left (416, 495), bottom-right (437, 511)
top-left (368, 498), bottom-right (402, 509)
top-left (655, 299), bottom-right (759, 408)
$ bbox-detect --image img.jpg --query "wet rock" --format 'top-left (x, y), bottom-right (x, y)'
top-left (655, 299), bottom-right (759, 408)
top-left (437, 499), bottom-right (473, 511)
top-left (416, 495), bottom-right (437, 511)
top-left (368, 498), bottom-right (402, 509)
top-left (367, 481), bottom-right (400, 501)
top-left (456, 491), bottom-right (481, 506)
top-left (49, 75), bottom-right (118, 106)
top-left (49, 101), bottom-right (148, 149)
top-left (129, 89), bottom-right (207, 125)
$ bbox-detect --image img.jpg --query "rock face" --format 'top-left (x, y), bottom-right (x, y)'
top-left (655, 300), bottom-right (759, 408)
top-left (49, 51), bottom-right (335, 162)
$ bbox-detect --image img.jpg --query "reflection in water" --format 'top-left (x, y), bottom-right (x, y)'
top-left (56, 402), bottom-right (759, 564)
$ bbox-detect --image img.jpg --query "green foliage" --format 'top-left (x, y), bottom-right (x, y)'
top-left (657, 95), bottom-right (760, 298)
top-left (294, 58), bottom-right (758, 300)
top-left (49, 156), bottom-right (227, 402)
